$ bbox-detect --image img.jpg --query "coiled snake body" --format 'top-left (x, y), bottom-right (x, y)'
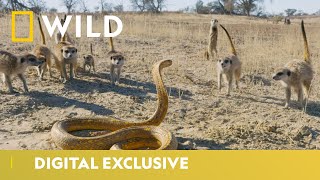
top-left (51, 60), bottom-right (178, 150)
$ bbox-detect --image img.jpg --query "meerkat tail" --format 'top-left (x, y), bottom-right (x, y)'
top-left (220, 24), bottom-right (237, 56)
top-left (109, 21), bottom-right (115, 52)
top-left (301, 20), bottom-right (310, 63)
top-left (90, 43), bottom-right (93, 55)
top-left (37, 16), bottom-right (46, 45)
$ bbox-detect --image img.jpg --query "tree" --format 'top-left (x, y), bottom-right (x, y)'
top-left (113, 4), bottom-right (124, 12)
top-left (223, 0), bottom-right (235, 14)
top-left (28, 0), bottom-right (46, 13)
top-left (146, 0), bottom-right (166, 13)
top-left (4, 0), bottom-right (32, 11)
top-left (62, 0), bottom-right (79, 14)
top-left (284, 8), bottom-right (297, 16)
top-left (130, 0), bottom-right (148, 12)
top-left (80, 0), bottom-right (89, 13)
top-left (130, 0), bottom-right (166, 13)
top-left (98, 0), bottom-right (113, 13)
top-left (236, 0), bottom-right (263, 16)
top-left (49, 8), bottom-right (58, 13)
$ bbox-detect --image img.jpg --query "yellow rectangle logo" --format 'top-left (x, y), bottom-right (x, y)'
top-left (11, 11), bottom-right (34, 43)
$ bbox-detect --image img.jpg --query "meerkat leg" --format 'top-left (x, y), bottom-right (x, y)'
top-left (47, 54), bottom-right (53, 78)
top-left (17, 74), bottom-right (29, 92)
top-left (40, 64), bottom-right (48, 80)
top-left (235, 68), bottom-right (241, 89)
top-left (117, 67), bottom-right (121, 83)
top-left (89, 64), bottom-right (92, 73)
top-left (60, 62), bottom-right (68, 82)
top-left (285, 87), bottom-right (291, 108)
top-left (92, 62), bottom-right (96, 73)
top-left (110, 65), bottom-right (115, 85)
top-left (217, 72), bottom-right (222, 92)
top-left (226, 72), bottom-right (233, 96)
top-left (297, 85), bottom-right (304, 107)
top-left (70, 63), bottom-right (75, 79)
top-left (303, 80), bottom-right (312, 100)
top-left (3, 74), bottom-right (16, 93)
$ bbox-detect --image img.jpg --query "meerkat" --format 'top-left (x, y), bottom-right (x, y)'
top-left (272, 21), bottom-right (314, 109)
top-left (31, 16), bottom-right (54, 80)
top-left (217, 24), bottom-right (241, 96)
top-left (53, 30), bottom-right (78, 83)
top-left (54, 15), bottom-right (72, 44)
top-left (83, 43), bottom-right (96, 73)
top-left (204, 18), bottom-right (218, 60)
top-left (0, 51), bottom-right (43, 93)
top-left (107, 21), bottom-right (125, 85)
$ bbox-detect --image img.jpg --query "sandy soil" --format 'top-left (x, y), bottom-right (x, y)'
top-left (0, 13), bottom-right (320, 150)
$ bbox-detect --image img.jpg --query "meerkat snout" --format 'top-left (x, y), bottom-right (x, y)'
top-left (23, 54), bottom-right (43, 66)
top-left (218, 59), bottom-right (232, 70)
top-left (61, 48), bottom-right (77, 59)
top-left (272, 69), bottom-right (291, 81)
top-left (111, 56), bottom-right (124, 66)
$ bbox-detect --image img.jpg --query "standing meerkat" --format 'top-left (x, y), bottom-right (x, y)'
top-left (83, 43), bottom-right (96, 73)
top-left (205, 19), bottom-right (218, 60)
top-left (272, 21), bottom-right (314, 109)
top-left (107, 21), bottom-right (125, 85)
top-left (217, 24), bottom-right (241, 96)
top-left (53, 29), bottom-right (78, 83)
top-left (31, 16), bottom-right (54, 80)
top-left (0, 51), bottom-right (43, 93)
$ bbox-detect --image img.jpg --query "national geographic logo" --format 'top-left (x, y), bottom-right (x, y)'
top-left (11, 11), bottom-right (123, 43)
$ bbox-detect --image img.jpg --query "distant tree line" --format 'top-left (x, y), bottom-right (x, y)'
top-left (0, 0), bottom-right (319, 17)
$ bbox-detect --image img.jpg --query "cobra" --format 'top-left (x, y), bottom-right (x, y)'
top-left (51, 59), bottom-right (178, 150)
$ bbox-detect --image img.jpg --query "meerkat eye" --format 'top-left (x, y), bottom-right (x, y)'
top-left (224, 60), bottom-right (229, 63)
top-left (277, 72), bottom-right (283, 76)
top-left (72, 50), bottom-right (75, 53)
top-left (287, 71), bottom-right (291, 76)
top-left (65, 50), bottom-right (69, 53)
top-left (29, 58), bottom-right (36, 62)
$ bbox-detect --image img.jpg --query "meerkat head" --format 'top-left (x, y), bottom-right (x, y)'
top-left (83, 55), bottom-right (94, 63)
top-left (20, 53), bottom-right (44, 67)
top-left (61, 46), bottom-right (78, 59)
top-left (111, 54), bottom-right (125, 66)
top-left (272, 68), bottom-right (291, 82)
top-left (211, 19), bottom-right (218, 28)
top-left (217, 58), bottom-right (232, 71)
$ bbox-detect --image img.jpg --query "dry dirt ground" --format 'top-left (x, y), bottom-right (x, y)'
top-left (0, 13), bottom-right (320, 150)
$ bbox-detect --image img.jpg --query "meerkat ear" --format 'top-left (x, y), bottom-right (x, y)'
top-left (287, 71), bottom-right (291, 76)
top-left (61, 49), bottom-right (63, 53)
top-left (230, 60), bottom-right (233, 64)
top-left (75, 49), bottom-right (78, 53)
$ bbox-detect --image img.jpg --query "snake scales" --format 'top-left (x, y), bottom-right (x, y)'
top-left (51, 59), bottom-right (178, 150)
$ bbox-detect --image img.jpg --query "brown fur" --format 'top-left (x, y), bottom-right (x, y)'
top-left (205, 19), bottom-right (218, 60)
top-left (53, 40), bottom-right (78, 83)
top-left (0, 51), bottom-right (43, 93)
top-left (217, 24), bottom-right (241, 96)
top-left (272, 21), bottom-right (313, 108)
top-left (108, 20), bottom-right (125, 85)
top-left (31, 17), bottom-right (53, 80)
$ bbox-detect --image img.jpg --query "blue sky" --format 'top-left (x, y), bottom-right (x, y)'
top-left (46, 0), bottom-right (320, 14)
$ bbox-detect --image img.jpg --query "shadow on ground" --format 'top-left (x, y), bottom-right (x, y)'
top-left (27, 91), bottom-right (114, 116)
